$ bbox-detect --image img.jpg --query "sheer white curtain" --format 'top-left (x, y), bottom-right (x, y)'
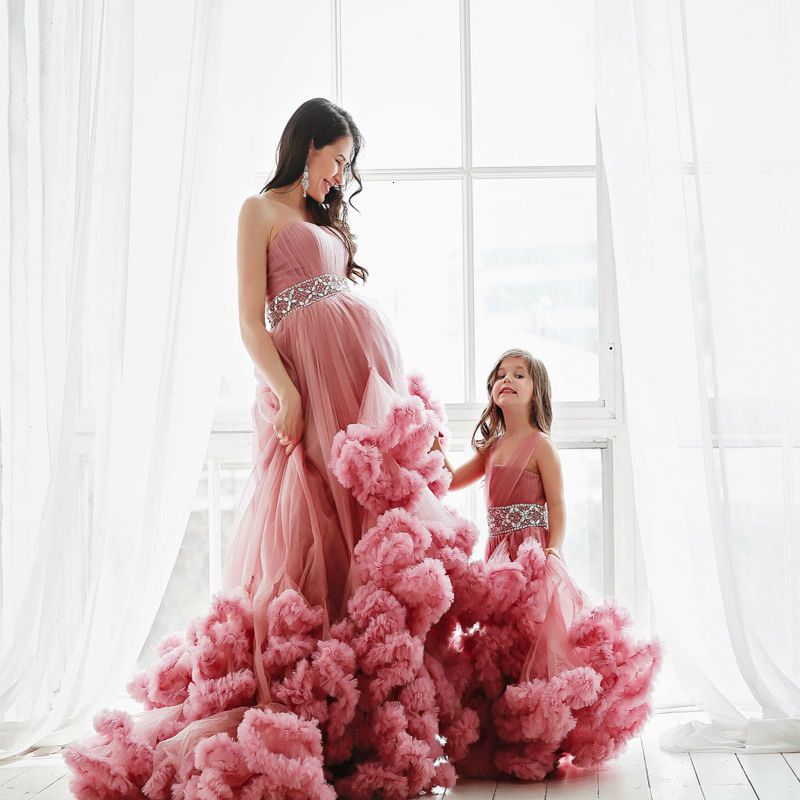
top-left (0, 0), bottom-right (227, 758)
top-left (598, 0), bottom-right (800, 751)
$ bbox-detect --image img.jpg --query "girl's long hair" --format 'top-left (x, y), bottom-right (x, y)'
top-left (260, 97), bottom-right (367, 283)
top-left (471, 348), bottom-right (553, 454)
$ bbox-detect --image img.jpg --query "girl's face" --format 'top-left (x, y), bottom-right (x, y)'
top-left (306, 135), bottom-right (353, 203)
top-left (491, 356), bottom-right (534, 410)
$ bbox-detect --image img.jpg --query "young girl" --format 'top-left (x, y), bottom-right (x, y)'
top-left (435, 348), bottom-right (663, 779)
top-left (437, 347), bottom-right (563, 563)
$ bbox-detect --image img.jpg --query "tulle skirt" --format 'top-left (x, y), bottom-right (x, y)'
top-left (64, 364), bottom-right (484, 799)
top-left (221, 291), bottom-right (408, 702)
top-left (457, 526), bottom-right (664, 779)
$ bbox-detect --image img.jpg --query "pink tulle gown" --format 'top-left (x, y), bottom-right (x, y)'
top-left (456, 429), bottom-right (663, 779)
top-left (63, 218), bottom-right (481, 799)
top-left (220, 220), bottom-right (409, 684)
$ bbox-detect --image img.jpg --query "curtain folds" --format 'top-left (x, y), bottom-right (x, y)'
top-left (0, 0), bottom-right (226, 758)
top-left (598, 0), bottom-right (800, 752)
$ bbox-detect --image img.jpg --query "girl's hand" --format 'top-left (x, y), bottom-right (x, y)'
top-left (430, 434), bottom-right (456, 476)
top-left (274, 386), bottom-right (304, 455)
top-left (544, 546), bottom-right (563, 561)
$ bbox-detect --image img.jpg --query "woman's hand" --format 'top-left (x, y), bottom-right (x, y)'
top-left (274, 386), bottom-right (304, 455)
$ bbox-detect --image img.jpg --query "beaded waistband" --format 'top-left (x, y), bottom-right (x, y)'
top-left (487, 502), bottom-right (548, 537)
top-left (266, 273), bottom-right (350, 327)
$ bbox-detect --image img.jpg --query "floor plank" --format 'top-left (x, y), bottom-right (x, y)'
top-left (640, 712), bottom-right (704, 800)
top-left (544, 762), bottom-right (598, 799)
top-left (690, 752), bottom-right (758, 800)
top-left (784, 752), bottom-right (800, 781)
top-left (0, 766), bottom-right (29, 786)
top-left (0, 766), bottom-right (66, 798)
top-left (737, 752), bottom-right (800, 800)
top-left (443, 778), bottom-right (498, 798)
top-left (36, 774), bottom-right (73, 799)
top-left (597, 736), bottom-right (652, 800)
top-left (493, 782), bottom-right (546, 799)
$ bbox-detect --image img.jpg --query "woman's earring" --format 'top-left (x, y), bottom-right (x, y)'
top-left (302, 160), bottom-right (309, 198)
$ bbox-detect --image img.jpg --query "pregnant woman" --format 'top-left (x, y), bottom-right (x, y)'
top-left (64, 97), bottom-right (482, 800)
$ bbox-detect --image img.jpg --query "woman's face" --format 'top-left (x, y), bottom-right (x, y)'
top-left (306, 135), bottom-right (353, 203)
top-left (491, 356), bottom-right (534, 410)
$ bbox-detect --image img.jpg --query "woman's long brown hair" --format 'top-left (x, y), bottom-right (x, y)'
top-left (260, 97), bottom-right (367, 283)
top-left (471, 348), bottom-right (553, 454)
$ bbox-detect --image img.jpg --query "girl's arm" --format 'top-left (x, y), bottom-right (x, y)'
top-left (431, 437), bottom-right (486, 491)
top-left (536, 438), bottom-right (566, 556)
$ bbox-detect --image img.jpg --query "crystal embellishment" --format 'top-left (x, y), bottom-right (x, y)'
top-left (487, 502), bottom-right (549, 537)
top-left (266, 273), bottom-right (350, 327)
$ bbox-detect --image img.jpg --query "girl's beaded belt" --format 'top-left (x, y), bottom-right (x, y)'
top-left (487, 502), bottom-right (549, 537)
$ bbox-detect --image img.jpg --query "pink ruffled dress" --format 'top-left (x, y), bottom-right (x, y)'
top-left (63, 218), bottom-right (481, 799)
top-left (220, 220), bottom-right (410, 693)
top-left (455, 429), bottom-right (664, 779)
top-left (485, 430), bottom-right (598, 682)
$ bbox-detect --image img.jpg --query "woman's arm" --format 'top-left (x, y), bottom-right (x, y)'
top-left (237, 197), bottom-right (303, 454)
top-left (536, 438), bottom-right (566, 557)
top-left (431, 437), bottom-right (486, 491)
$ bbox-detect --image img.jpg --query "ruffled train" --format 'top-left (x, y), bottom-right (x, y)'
top-left (456, 536), bottom-right (662, 779)
top-left (64, 372), bottom-right (662, 798)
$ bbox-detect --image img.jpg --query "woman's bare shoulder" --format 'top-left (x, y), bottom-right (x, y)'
top-left (242, 192), bottom-right (313, 250)
top-left (239, 193), bottom-right (280, 227)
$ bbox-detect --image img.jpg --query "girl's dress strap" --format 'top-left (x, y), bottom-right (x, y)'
top-left (487, 430), bottom-right (548, 507)
top-left (503, 429), bottom-right (547, 473)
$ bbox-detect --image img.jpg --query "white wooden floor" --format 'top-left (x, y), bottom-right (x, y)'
top-left (2, 712), bottom-right (799, 799)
